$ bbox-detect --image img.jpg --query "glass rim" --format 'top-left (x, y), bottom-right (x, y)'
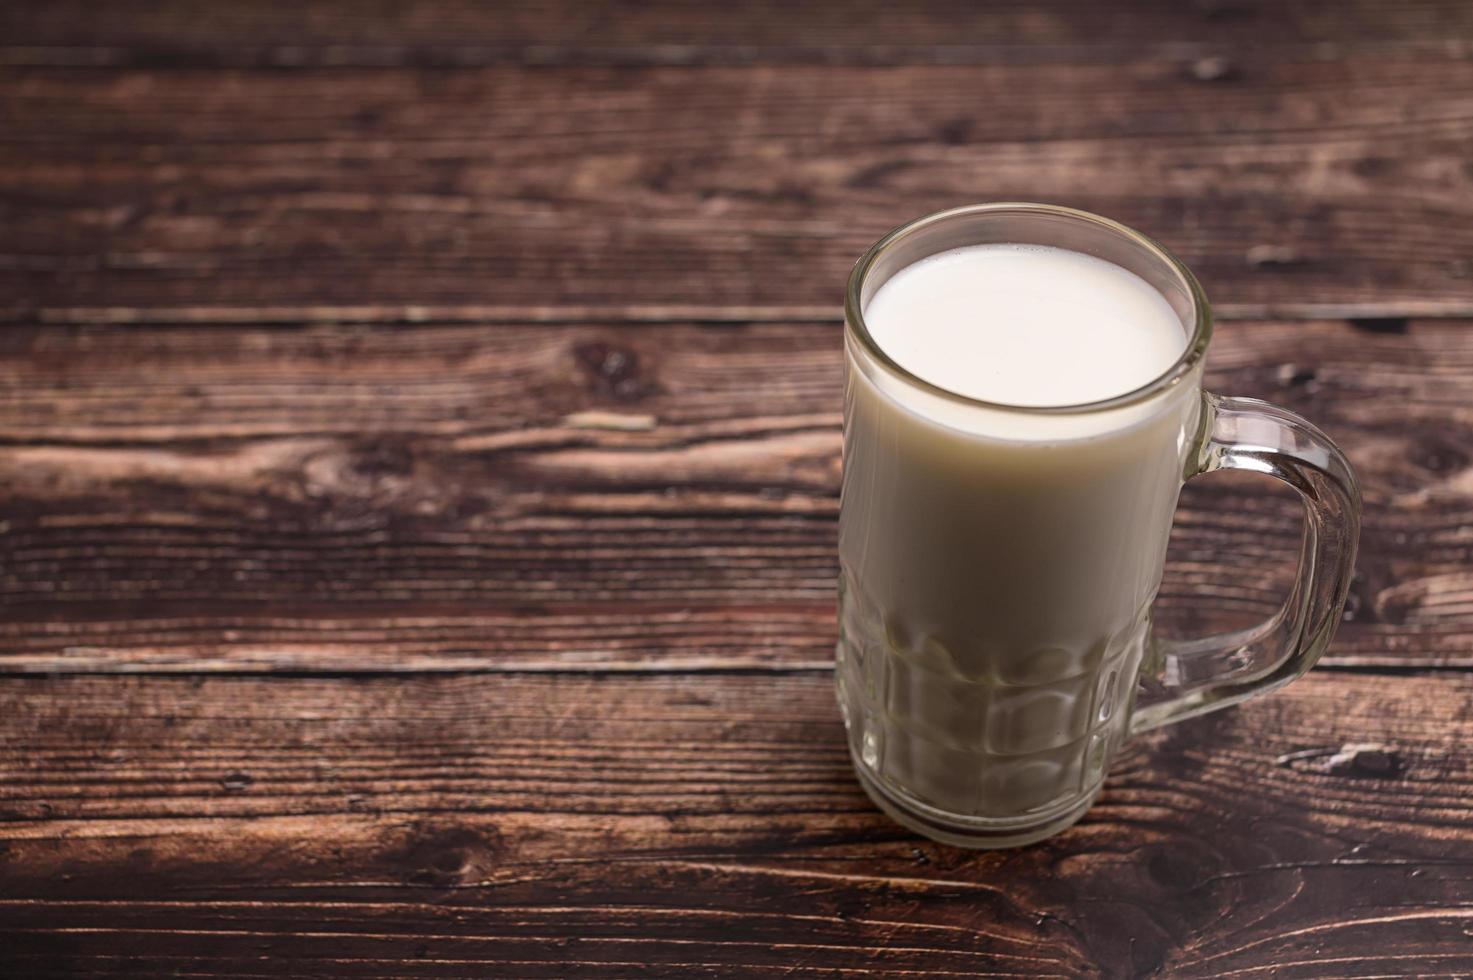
top-left (844, 202), bottom-right (1213, 415)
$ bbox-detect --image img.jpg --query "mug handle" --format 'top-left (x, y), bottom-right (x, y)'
top-left (1130, 393), bottom-right (1362, 734)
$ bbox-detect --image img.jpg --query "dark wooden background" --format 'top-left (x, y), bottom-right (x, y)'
top-left (3, 2), bottom-right (1473, 977)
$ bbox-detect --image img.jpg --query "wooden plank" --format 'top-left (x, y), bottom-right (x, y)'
top-left (2, 0), bottom-right (1470, 67)
top-left (1, 670), bottom-right (1471, 977)
top-left (3, 58), bottom-right (1473, 317)
top-left (0, 318), bottom-right (1465, 672)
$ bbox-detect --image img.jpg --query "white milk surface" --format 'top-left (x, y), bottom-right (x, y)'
top-left (864, 243), bottom-right (1185, 407)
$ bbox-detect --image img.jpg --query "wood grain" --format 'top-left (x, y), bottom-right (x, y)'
top-left (3, 57), bottom-right (1473, 316)
top-left (1, 318), bottom-right (1466, 672)
top-left (2, 670), bottom-right (1472, 977)
top-left (3, 0), bottom-right (1471, 67)
top-left (2, 2), bottom-right (1469, 975)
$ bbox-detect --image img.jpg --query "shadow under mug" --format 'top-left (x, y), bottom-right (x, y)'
top-left (837, 203), bottom-right (1361, 848)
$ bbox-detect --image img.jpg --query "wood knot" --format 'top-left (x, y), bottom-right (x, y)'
top-left (1143, 842), bottom-right (1223, 895)
top-left (935, 117), bottom-right (972, 145)
top-left (219, 772), bottom-right (253, 793)
top-left (394, 825), bottom-right (505, 887)
top-left (846, 159), bottom-right (914, 189)
top-left (574, 341), bottom-right (648, 401)
top-left (352, 438), bottom-right (415, 477)
top-left (1276, 742), bottom-right (1402, 778)
top-left (1323, 743), bottom-right (1401, 777)
top-left (1189, 55), bottom-right (1237, 82)
top-left (1245, 245), bottom-right (1304, 269)
top-left (1349, 317), bottom-right (1409, 335)
top-left (1350, 156), bottom-right (1394, 179)
top-left (351, 106), bottom-right (384, 129)
top-left (1275, 363), bottom-right (1318, 389)
top-left (1418, 441), bottom-right (1467, 474)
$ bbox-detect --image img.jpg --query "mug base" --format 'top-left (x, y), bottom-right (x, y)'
top-left (850, 747), bottom-right (1100, 849)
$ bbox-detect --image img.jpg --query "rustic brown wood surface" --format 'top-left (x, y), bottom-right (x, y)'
top-left (4, 57), bottom-right (1473, 316)
top-left (4, 672), bottom-right (1473, 978)
top-left (2, 1), bottom-right (1471, 977)
top-left (0, 318), bottom-right (1468, 675)
top-left (3, 0), bottom-right (1472, 65)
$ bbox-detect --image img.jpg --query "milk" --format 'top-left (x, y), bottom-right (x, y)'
top-left (837, 243), bottom-right (1202, 827)
top-left (864, 245), bottom-right (1185, 408)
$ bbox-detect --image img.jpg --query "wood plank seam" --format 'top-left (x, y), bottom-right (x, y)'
top-left (6, 306), bottom-right (1471, 325)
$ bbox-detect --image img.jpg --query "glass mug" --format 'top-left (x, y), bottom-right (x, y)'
top-left (836, 203), bottom-right (1361, 848)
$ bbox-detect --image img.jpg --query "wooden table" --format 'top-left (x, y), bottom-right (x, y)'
top-left (3, 3), bottom-right (1472, 976)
